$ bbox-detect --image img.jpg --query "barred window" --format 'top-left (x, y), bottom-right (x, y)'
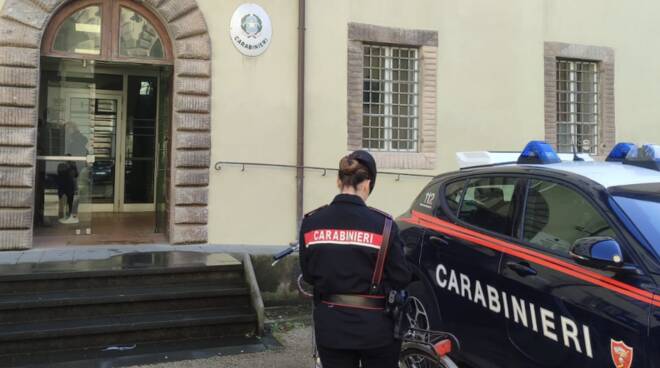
top-left (556, 59), bottom-right (599, 154)
top-left (363, 45), bottom-right (419, 152)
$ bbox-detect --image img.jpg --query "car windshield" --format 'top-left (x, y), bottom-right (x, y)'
top-left (614, 195), bottom-right (660, 257)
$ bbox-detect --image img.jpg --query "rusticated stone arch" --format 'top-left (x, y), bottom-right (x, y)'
top-left (0, 0), bottom-right (212, 249)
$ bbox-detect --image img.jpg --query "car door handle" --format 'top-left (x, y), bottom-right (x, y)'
top-left (429, 235), bottom-right (452, 245)
top-left (506, 261), bottom-right (538, 277)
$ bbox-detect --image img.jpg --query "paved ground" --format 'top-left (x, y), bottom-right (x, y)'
top-left (128, 326), bottom-right (316, 368)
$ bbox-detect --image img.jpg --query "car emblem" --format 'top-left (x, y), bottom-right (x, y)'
top-left (241, 13), bottom-right (262, 38)
top-left (610, 339), bottom-right (633, 368)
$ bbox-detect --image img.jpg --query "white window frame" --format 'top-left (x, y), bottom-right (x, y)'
top-left (556, 59), bottom-right (600, 155)
top-left (362, 44), bottom-right (420, 153)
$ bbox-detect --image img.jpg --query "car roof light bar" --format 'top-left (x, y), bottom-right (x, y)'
top-left (517, 141), bottom-right (562, 165)
top-left (456, 151), bottom-right (520, 169)
top-left (606, 142), bottom-right (636, 162)
top-left (623, 144), bottom-right (660, 171)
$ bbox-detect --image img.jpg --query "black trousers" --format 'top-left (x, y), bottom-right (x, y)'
top-left (317, 340), bottom-right (401, 368)
top-left (58, 189), bottom-right (75, 216)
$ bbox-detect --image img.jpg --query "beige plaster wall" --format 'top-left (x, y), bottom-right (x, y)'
top-left (203, 0), bottom-right (547, 246)
top-left (206, 0), bottom-right (660, 246)
top-left (198, 0), bottom-right (299, 245)
top-left (15, 0), bottom-right (660, 247)
top-left (543, 0), bottom-right (660, 145)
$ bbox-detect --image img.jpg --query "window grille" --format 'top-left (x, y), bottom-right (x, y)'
top-left (363, 45), bottom-right (419, 152)
top-left (556, 59), bottom-right (599, 154)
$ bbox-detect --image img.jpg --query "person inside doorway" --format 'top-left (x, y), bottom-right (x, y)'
top-left (57, 156), bottom-right (78, 224)
top-left (57, 122), bottom-right (91, 224)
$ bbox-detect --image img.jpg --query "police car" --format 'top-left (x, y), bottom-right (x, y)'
top-left (397, 141), bottom-right (660, 368)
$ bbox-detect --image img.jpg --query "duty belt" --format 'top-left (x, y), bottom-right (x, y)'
top-left (321, 294), bottom-right (386, 311)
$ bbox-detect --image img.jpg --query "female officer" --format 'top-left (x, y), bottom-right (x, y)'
top-left (298, 150), bottom-right (412, 368)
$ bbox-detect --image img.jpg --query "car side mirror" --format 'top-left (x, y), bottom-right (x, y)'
top-left (570, 237), bottom-right (624, 269)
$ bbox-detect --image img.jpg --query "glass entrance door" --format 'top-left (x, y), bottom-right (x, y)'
top-left (122, 75), bottom-right (158, 212)
top-left (35, 60), bottom-right (102, 237)
top-left (66, 92), bottom-right (123, 212)
top-left (48, 76), bottom-right (159, 214)
top-left (36, 58), bottom-right (166, 240)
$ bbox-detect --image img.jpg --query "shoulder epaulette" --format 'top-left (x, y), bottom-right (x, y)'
top-left (304, 204), bottom-right (328, 218)
top-left (368, 206), bottom-right (393, 219)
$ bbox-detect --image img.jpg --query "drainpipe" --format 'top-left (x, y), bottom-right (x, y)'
top-left (296, 0), bottom-right (306, 226)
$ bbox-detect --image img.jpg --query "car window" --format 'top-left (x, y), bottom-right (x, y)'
top-left (458, 177), bottom-right (521, 236)
top-left (614, 196), bottom-right (660, 259)
top-left (444, 180), bottom-right (467, 215)
top-left (523, 180), bottom-right (616, 256)
top-left (412, 182), bottom-right (442, 214)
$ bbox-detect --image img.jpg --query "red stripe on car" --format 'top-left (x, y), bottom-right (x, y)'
top-left (400, 210), bottom-right (660, 307)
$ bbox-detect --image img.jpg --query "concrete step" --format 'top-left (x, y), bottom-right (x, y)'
top-left (0, 264), bottom-right (245, 294)
top-left (0, 308), bottom-right (258, 355)
top-left (0, 283), bottom-right (251, 324)
top-left (0, 249), bottom-right (263, 366)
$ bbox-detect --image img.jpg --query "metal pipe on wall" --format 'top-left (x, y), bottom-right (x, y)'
top-left (296, 0), bottom-right (306, 225)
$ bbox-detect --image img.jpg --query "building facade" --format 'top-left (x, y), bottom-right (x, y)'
top-left (0, 0), bottom-right (659, 250)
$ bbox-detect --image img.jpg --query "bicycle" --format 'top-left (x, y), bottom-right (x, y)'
top-left (399, 327), bottom-right (460, 368)
top-left (272, 244), bottom-right (460, 368)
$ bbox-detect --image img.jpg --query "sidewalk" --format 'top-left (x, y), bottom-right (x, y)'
top-left (127, 325), bottom-right (315, 368)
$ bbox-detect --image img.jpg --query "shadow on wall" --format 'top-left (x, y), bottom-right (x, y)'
top-left (251, 254), bottom-right (305, 306)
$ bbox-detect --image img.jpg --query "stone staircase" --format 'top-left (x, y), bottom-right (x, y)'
top-left (0, 249), bottom-right (262, 367)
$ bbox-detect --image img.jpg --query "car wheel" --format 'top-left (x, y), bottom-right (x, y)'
top-left (403, 281), bottom-right (460, 368)
top-left (406, 280), bottom-right (442, 330)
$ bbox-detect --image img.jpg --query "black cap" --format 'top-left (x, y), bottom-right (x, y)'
top-left (348, 150), bottom-right (377, 193)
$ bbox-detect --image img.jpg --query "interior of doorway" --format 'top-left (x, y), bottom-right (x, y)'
top-left (34, 58), bottom-right (172, 247)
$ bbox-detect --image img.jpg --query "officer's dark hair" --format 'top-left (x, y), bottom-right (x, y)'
top-left (338, 155), bottom-right (371, 190)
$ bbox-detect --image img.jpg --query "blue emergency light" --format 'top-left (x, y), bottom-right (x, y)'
top-left (517, 141), bottom-right (562, 165)
top-left (624, 144), bottom-right (660, 171)
top-left (606, 142), bottom-right (636, 162)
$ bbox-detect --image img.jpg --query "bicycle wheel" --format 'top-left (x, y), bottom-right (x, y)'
top-left (399, 346), bottom-right (455, 368)
top-left (402, 297), bottom-right (460, 368)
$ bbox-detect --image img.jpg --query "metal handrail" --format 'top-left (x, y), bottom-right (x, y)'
top-left (214, 161), bottom-right (436, 180)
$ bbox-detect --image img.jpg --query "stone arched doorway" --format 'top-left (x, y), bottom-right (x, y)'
top-left (0, 0), bottom-right (212, 249)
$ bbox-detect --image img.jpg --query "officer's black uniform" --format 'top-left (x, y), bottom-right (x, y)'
top-left (299, 194), bottom-right (412, 368)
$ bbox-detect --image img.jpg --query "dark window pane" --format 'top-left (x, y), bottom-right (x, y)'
top-left (444, 180), bottom-right (467, 215)
top-left (119, 7), bottom-right (164, 59)
top-left (124, 159), bottom-right (155, 203)
top-left (53, 6), bottom-right (102, 55)
top-left (124, 76), bottom-right (157, 203)
top-left (523, 180), bottom-right (615, 255)
top-left (614, 197), bottom-right (660, 256)
top-left (458, 177), bottom-right (520, 236)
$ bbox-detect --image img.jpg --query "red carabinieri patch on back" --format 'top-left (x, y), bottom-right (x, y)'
top-left (611, 339), bottom-right (633, 368)
top-left (304, 229), bottom-right (383, 250)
